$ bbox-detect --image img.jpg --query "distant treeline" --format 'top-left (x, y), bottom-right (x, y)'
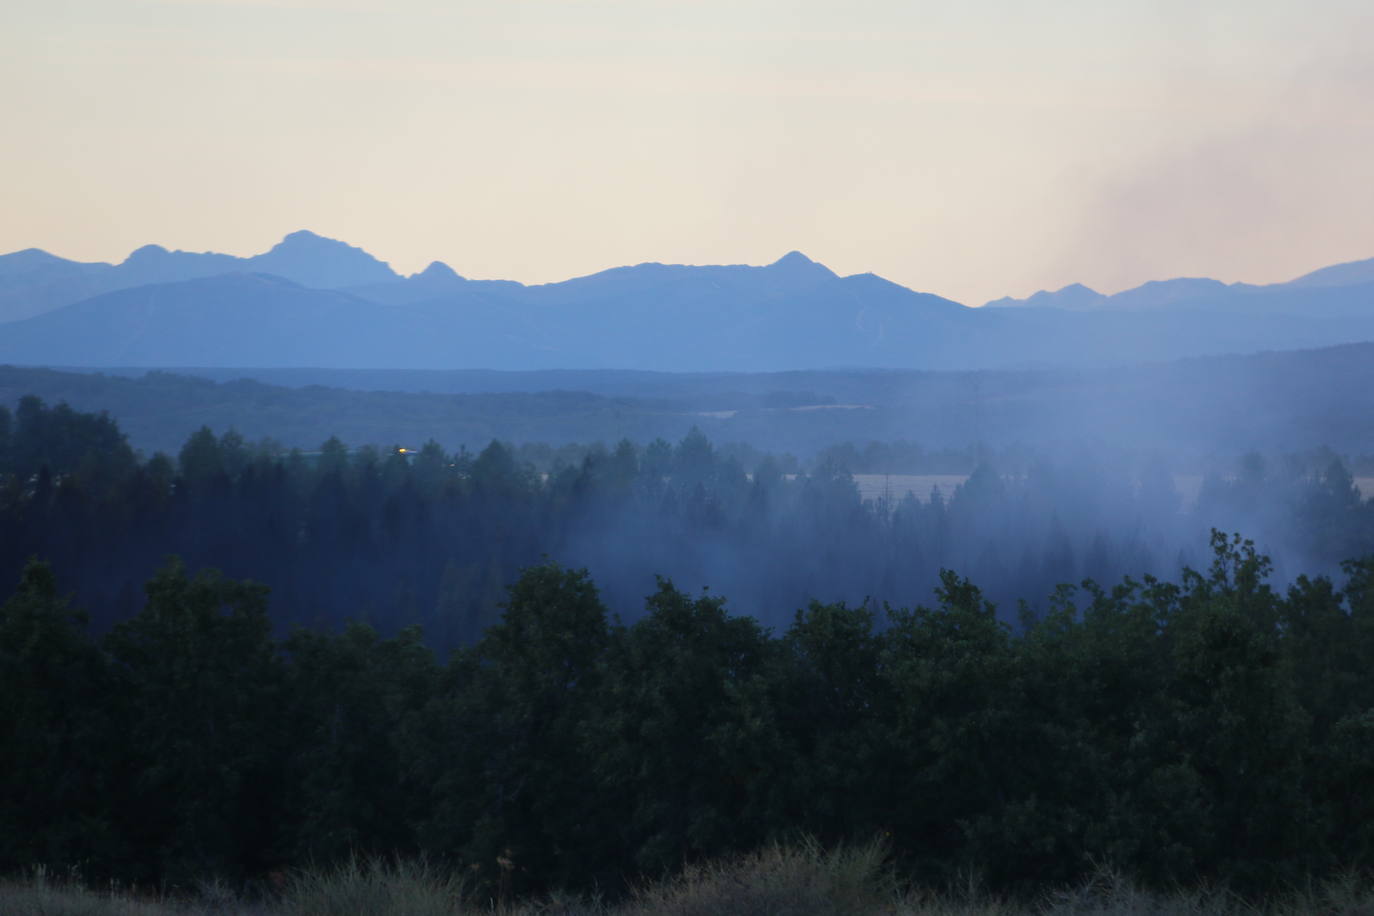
top-left (5, 536), bottom-right (1374, 898)
top-left (10, 342), bottom-right (1374, 462)
top-left (2, 396), bottom-right (1372, 645)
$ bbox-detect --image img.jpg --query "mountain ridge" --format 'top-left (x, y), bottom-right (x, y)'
top-left (2, 232), bottom-right (1373, 372)
top-left (0, 230), bottom-right (402, 322)
top-left (10, 230), bottom-right (1373, 321)
top-left (985, 259), bottom-right (1374, 315)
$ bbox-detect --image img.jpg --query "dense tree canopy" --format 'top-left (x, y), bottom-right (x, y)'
top-left (3, 542), bottom-right (1374, 897)
top-left (2, 397), bottom-right (1371, 649)
top-left (4, 398), bottom-right (1374, 897)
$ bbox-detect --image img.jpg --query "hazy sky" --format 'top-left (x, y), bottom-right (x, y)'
top-left (3, 0), bottom-right (1372, 305)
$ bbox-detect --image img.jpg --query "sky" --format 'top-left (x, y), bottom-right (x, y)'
top-left (3, 0), bottom-right (1372, 306)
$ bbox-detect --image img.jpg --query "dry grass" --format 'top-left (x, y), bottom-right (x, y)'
top-left (276, 858), bottom-right (468, 916)
top-left (0, 866), bottom-right (261, 915)
top-left (5, 850), bottom-right (1374, 916)
top-left (622, 837), bottom-right (904, 916)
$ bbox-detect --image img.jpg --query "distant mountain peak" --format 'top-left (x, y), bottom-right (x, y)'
top-left (251, 230), bottom-right (399, 288)
top-left (0, 248), bottom-right (74, 273)
top-left (1107, 276), bottom-right (1228, 310)
top-left (1286, 255), bottom-right (1374, 289)
top-left (122, 243), bottom-right (171, 264)
top-left (769, 250), bottom-right (836, 279)
top-left (983, 282), bottom-right (1105, 310)
top-left (263, 230), bottom-right (392, 264)
top-left (772, 250), bottom-right (814, 267)
top-left (269, 229), bottom-right (350, 253)
top-left (414, 260), bottom-right (464, 281)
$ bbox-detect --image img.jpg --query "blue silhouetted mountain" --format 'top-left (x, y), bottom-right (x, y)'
top-left (986, 266), bottom-right (1374, 320)
top-left (0, 273), bottom-right (553, 369)
top-left (1286, 256), bottom-right (1374, 289)
top-left (0, 231), bottom-right (400, 321)
top-left (6, 255), bottom-right (1374, 371)
top-left (984, 283), bottom-right (1106, 310)
top-left (0, 250), bottom-right (978, 370)
top-left (4, 232), bottom-right (1374, 371)
top-left (0, 243), bottom-right (254, 322)
top-left (987, 278), bottom-right (1237, 310)
top-left (347, 260), bottom-right (478, 305)
top-left (1107, 277), bottom-right (1227, 309)
top-left (0, 248), bottom-right (79, 276)
top-left (247, 229), bottom-right (399, 288)
top-left (118, 243), bottom-right (242, 286)
top-left (0, 250), bottom-right (118, 321)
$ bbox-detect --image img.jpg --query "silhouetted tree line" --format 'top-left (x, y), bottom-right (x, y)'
top-left (4, 537), bottom-right (1374, 897)
top-left (2, 396), bottom-right (1372, 648)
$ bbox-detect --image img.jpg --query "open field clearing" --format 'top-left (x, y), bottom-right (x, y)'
top-left (851, 474), bottom-right (1374, 508)
top-left (853, 474), bottom-right (968, 503)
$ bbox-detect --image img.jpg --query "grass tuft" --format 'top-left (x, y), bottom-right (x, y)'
top-left (622, 836), bottom-right (902, 915)
top-left (1038, 866), bottom-right (1251, 916)
top-left (5, 848), bottom-right (1374, 915)
top-left (276, 857), bottom-right (466, 916)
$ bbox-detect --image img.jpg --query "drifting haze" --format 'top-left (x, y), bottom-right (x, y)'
top-left (3, 0), bottom-right (1373, 305)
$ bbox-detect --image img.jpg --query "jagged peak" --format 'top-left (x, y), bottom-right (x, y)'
top-left (261, 230), bottom-right (393, 266)
top-left (260, 230), bottom-right (392, 272)
top-left (251, 230), bottom-right (398, 287)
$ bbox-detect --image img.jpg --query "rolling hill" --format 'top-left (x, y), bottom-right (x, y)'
top-left (7, 342), bottom-right (1374, 460)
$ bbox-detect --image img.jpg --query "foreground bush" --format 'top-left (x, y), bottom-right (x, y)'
top-left (6, 535), bottom-right (1374, 896)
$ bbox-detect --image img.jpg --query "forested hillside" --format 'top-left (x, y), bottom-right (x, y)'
top-left (3, 397), bottom-right (1371, 645)
top-left (5, 397), bottom-right (1374, 902)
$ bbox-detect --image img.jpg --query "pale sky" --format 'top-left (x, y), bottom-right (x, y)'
top-left (3, 0), bottom-right (1372, 305)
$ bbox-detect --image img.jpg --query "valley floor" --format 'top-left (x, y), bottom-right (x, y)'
top-left (850, 473), bottom-right (1374, 508)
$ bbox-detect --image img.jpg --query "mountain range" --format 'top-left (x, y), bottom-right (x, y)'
top-left (1, 231), bottom-right (1372, 372)
top-left (0, 230), bottom-right (399, 321)
top-left (985, 257), bottom-right (1374, 317)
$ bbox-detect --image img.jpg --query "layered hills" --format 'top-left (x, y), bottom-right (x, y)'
top-left (8, 341), bottom-right (1374, 458)
top-left (0, 230), bottom-right (397, 322)
top-left (985, 255), bottom-right (1374, 318)
top-left (1, 232), bottom-right (1372, 371)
